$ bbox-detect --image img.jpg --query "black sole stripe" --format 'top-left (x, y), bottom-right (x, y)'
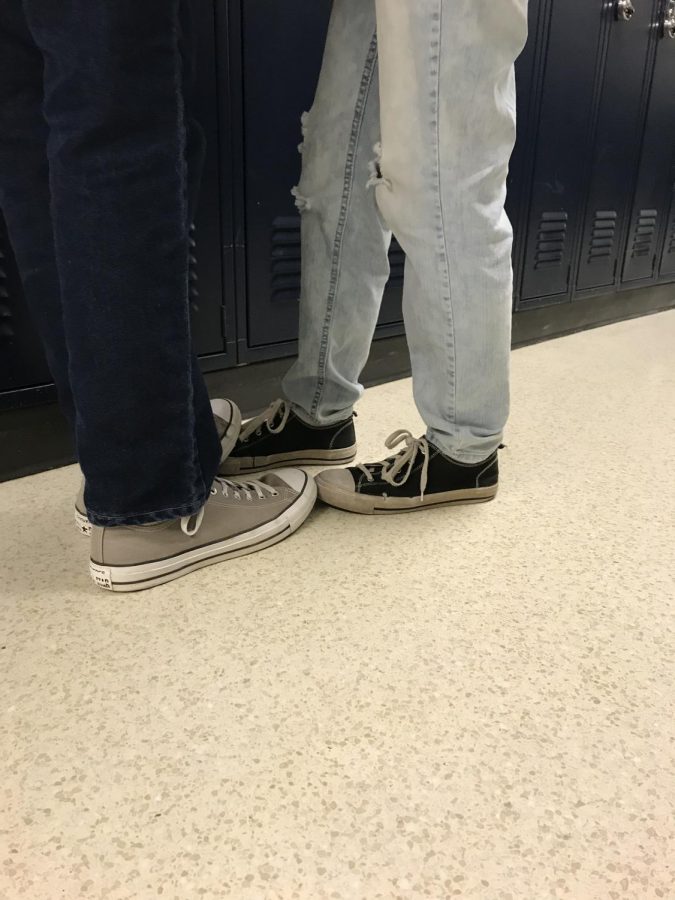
top-left (234, 455), bottom-right (356, 472)
top-left (372, 495), bottom-right (495, 512)
top-left (107, 525), bottom-right (293, 588)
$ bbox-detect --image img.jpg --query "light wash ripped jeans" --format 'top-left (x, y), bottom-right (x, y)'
top-left (282, 0), bottom-right (528, 464)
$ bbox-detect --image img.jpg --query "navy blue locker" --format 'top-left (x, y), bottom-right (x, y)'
top-left (659, 181), bottom-right (675, 279)
top-left (233, 0), bottom-right (332, 355)
top-left (0, 217), bottom-right (52, 401)
top-left (508, 0), bottom-right (544, 306)
top-left (233, 0), bottom-right (404, 360)
top-left (622, 0), bottom-right (675, 284)
top-left (575, 0), bottom-right (660, 293)
top-left (518, 0), bottom-right (605, 304)
top-left (185, 0), bottom-right (234, 366)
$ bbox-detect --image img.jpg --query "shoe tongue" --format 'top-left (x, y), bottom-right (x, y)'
top-left (377, 451), bottom-right (403, 469)
top-left (270, 407), bottom-right (288, 428)
top-left (213, 415), bottom-right (228, 440)
top-left (369, 441), bottom-right (424, 476)
top-left (364, 461), bottom-right (385, 473)
top-left (257, 472), bottom-right (289, 491)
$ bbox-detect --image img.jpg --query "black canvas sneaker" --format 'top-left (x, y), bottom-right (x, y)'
top-left (315, 430), bottom-right (500, 514)
top-left (220, 399), bottom-right (357, 476)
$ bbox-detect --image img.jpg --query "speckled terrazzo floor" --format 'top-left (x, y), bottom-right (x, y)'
top-left (2, 310), bottom-right (675, 900)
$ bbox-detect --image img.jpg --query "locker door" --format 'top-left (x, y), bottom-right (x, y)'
top-left (187, 0), bottom-right (232, 362)
top-left (237, 0), bottom-right (402, 357)
top-left (508, 0), bottom-right (544, 305)
top-left (659, 181), bottom-right (675, 279)
top-left (519, 0), bottom-right (605, 304)
top-left (623, 0), bottom-right (675, 283)
top-left (576, 0), bottom-right (658, 293)
top-left (237, 0), bottom-right (330, 352)
top-left (0, 215), bottom-right (51, 398)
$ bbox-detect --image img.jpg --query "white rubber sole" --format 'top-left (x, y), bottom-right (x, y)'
top-left (76, 401), bottom-right (243, 536)
top-left (316, 478), bottom-right (498, 515)
top-left (89, 476), bottom-right (317, 593)
top-left (75, 509), bottom-right (92, 536)
top-left (220, 445), bottom-right (357, 476)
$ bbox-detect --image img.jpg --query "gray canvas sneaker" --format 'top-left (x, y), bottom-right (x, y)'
top-left (89, 468), bottom-right (316, 592)
top-left (74, 398), bottom-right (242, 536)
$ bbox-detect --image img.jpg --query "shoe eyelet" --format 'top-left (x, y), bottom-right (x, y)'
top-left (210, 488), bottom-right (217, 495)
top-left (256, 429), bottom-right (262, 437)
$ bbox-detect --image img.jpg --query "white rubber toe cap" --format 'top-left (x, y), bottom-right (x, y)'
top-left (315, 469), bottom-right (356, 493)
top-left (270, 467), bottom-right (313, 494)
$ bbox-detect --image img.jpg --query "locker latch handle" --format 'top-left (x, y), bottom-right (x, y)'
top-left (664, 0), bottom-right (675, 37)
top-left (615, 0), bottom-right (635, 20)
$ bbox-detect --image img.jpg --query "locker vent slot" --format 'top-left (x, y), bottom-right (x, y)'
top-left (270, 219), bottom-right (407, 301)
top-left (271, 217), bottom-right (302, 304)
top-left (388, 239), bottom-right (405, 287)
top-left (630, 209), bottom-right (658, 259)
top-left (587, 210), bottom-right (617, 263)
top-left (0, 240), bottom-right (14, 341)
top-left (188, 223), bottom-right (199, 309)
top-left (534, 212), bottom-right (567, 269)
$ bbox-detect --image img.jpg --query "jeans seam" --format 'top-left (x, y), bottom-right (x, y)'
top-left (431, 4), bottom-right (457, 434)
top-left (310, 31), bottom-right (379, 419)
top-left (175, 6), bottom-right (207, 504)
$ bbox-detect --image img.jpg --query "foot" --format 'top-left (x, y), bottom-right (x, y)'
top-left (315, 430), bottom-right (499, 515)
top-left (89, 469), bottom-right (316, 592)
top-left (74, 398), bottom-right (242, 536)
top-left (220, 399), bottom-right (357, 476)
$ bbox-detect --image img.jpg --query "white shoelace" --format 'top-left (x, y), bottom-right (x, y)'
top-left (180, 476), bottom-right (279, 536)
top-left (358, 430), bottom-right (430, 498)
top-left (239, 398), bottom-right (291, 443)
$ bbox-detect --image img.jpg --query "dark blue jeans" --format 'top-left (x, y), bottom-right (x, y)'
top-left (0, 0), bottom-right (221, 526)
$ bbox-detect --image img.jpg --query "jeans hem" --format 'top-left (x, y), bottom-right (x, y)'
top-left (427, 432), bottom-right (501, 466)
top-left (290, 401), bottom-right (354, 429)
top-left (87, 488), bottom-right (210, 528)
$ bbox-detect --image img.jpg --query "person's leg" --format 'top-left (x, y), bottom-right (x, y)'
top-left (0, 0), bottom-right (316, 589)
top-left (315, 0), bottom-right (528, 514)
top-left (0, 1), bottom-right (74, 425)
top-left (373, 0), bottom-right (528, 464)
top-left (20, 0), bottom-right (221, 525)
top-left (0, 0), bottom-right (231, 520)
top-left (282, 0), bottom-right (389, 425)
top-left (222, 0), bottom-right (388, 476)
